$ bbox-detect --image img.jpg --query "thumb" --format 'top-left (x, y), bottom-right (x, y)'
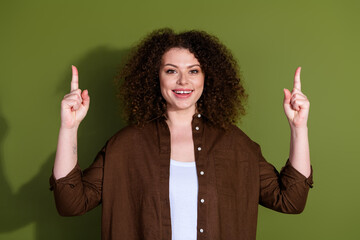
top-left (283, 88), bottom-right (291, 105)
top-left (81, 89), bottom-right (90, 108)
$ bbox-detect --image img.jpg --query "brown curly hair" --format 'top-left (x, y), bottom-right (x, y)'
top-left (116, 28), bottom-right (247, 128)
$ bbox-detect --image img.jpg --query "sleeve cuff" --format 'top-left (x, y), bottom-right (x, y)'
top-left (281, 160), bottom-right (314, 188)
top-left (49, 164), bottom-right (82, 191)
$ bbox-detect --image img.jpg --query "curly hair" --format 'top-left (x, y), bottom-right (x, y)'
top-left (116, 28), bottom-right (247, 129)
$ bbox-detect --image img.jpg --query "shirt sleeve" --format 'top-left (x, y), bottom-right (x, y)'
top-left (49, 146), bottom-right (106, 216)
top-left (258, 154), bottom-right (313, 214)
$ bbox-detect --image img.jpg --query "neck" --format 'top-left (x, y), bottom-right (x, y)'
top-left (165, 107), bottom-right (195, 128)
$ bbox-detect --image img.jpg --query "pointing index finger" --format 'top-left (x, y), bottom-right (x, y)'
top-left (71, 65), bottom-right (79, 91)
top-left (293, 66), bottom-right (301, 91)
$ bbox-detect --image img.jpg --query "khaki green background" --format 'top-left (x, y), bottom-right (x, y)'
top-left (1, 0), bottom-right (359, 239)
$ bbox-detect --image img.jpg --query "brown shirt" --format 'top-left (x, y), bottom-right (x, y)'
top-left (50, 114), bottom-right (313, 240)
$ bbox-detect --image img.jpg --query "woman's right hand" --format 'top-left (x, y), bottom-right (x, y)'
top-left (60, 66), bottom-right (90, 129)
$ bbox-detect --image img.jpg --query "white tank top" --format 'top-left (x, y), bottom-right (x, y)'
top-left (169, 159), bottom-right (198, 240)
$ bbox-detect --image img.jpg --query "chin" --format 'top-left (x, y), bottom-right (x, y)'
top-left (168, 104), bottom-right (196, 112)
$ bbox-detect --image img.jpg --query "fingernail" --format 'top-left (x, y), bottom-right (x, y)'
top-left (72, 65), bottom-right (78, 75)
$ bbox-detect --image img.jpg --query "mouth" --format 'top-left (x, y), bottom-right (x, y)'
top-left (172, 90), bottom-right (193, 94)
top-left (172, 89), bottom-right (194, 98)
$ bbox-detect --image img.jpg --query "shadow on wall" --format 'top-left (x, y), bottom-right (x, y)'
top-left (0, 46), bottom-right (130, 239)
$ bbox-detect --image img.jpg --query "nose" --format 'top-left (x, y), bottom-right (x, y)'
top-left (177, 72), bottom-right (188, 85)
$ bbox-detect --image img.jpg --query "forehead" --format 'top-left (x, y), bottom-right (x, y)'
top-left (161, 48), bottom-right (200, 65)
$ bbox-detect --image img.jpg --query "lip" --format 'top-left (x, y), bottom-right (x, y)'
top-left (172, 89), bottom-right (194, 98)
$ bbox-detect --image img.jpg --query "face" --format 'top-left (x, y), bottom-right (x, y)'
top-left (159, 48), bottom-right (205, 113)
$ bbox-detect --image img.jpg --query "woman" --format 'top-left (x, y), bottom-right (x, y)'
top-left (50, 29), bottom-right (313, 240)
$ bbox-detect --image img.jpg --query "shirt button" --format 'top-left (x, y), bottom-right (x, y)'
top-left (197, 114), bottom-right (201, 118)
top-left (200, 171), bottom-right (204, 175)
top-left (197, 147), bottom-right (202, 151)
top-left (200, 228), bottom-right (204, 233)
top-left (195, 126), bottom-right (199, 131)
top-left (200, 199), bottom-right (205, 203)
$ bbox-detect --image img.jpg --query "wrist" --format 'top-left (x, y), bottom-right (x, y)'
top-left (59, 124), bottom-right (79, 133)
top-left (290, 126), bottom-right (308, 137)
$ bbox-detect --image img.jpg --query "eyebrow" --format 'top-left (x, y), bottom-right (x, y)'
top-left (163, 64), bottom-right (201, 68)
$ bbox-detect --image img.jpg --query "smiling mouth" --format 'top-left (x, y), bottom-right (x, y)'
top-left (172, 90), bottom-right (193, 94)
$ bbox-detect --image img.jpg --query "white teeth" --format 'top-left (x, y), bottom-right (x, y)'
top-left (174, 90), bottom-right (192, 94)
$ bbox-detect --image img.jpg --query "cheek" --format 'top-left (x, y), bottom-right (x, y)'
top-left (159, 84), bottom-right (167, 99)
top-left (159, 78), bottom-right (171, 99)
top-left (196, 77), bottom-right (205, 91)
top-left (160, 80), bottom-right (169, 92)
top-left (159, 74), bottom-right (167, 91)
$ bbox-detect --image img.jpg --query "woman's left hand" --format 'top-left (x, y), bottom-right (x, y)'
top-left (283, 67), bottom-right (310, 129)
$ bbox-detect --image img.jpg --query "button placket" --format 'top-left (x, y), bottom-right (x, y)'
top-left (193, 114), bottom-right (207, 238)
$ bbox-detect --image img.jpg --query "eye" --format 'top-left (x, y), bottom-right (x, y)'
top-left (165, 69), bottom-right (176, 74)
top-left (189, 69), bottom-right (199, 74)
